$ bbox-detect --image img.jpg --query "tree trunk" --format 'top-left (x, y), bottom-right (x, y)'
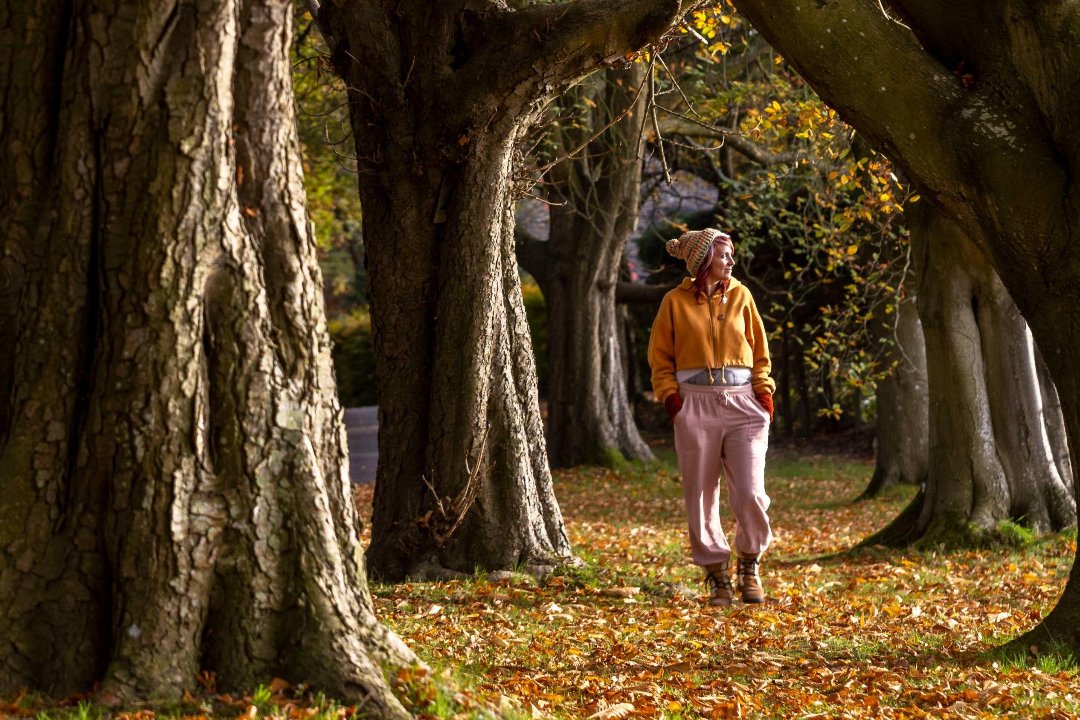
top-left (533, 65), bottom-right (654, 468)
top-left (977, 264), bottom-right (1076, 532)
top-left (364, 120), bottom-right (573, 581)
top-left (1034, 347), bottom-right (1074, 493)
top-left (1035, 343), bottom-right (1080, 651)
top-left (317, 1), bottom-right (692, 581)
top-left (863, 270), bottom-right (928, 498)
top-left (0, 1), bottom-right (412, 711)
top-left (729, 0), bottom-right (1080, 650)
top-left (865, 205), bottom-right (1074, 545)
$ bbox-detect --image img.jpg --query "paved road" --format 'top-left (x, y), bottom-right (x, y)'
top-left (344, 406), bottom-right (378, 485)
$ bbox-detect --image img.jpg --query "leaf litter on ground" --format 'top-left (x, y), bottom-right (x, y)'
top-left (362, 445), bottom-right (1078, 719)
top-left (6, 445), bottom-right (1077, 719)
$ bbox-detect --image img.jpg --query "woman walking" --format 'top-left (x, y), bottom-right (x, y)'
top-left (648, 228), bottom-right (775, 606)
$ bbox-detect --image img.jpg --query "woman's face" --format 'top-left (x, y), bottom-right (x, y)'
top-left (707, 241), bottom-right (734, 281)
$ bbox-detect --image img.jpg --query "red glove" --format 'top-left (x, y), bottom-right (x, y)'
top-left (664, 393), bottom-right (683, 423)
top-left (756, 392), bottom-right (774, 421)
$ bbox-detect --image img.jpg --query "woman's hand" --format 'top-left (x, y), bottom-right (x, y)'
top-left (755, 392), bottom-right (774, 421)
top-left (664, 393), bottom-right (683, 423)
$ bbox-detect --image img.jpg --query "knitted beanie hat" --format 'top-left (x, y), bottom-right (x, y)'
top-left (666, 228), bottom-right (731, 276)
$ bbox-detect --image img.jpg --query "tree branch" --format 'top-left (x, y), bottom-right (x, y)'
top-left (462, 0), bottom-right (697, 110)
top-left (616, 280), bottom-right (678, 304)
top-left (731, 0), bottom-right (968, 195)
top-left (885, 0), bottom-right (1001, 76)
top-left (305, 0), bottom-right (336, 53)
top-left (730, 0), bottom-right (1074, 318)
top-left (654, 107), bottom-right (801, 166)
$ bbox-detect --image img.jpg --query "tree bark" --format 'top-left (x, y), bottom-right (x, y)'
top-left (976, 255), bottom-right (1076, 533)
top-left (0, 1), bottom-right (412, 711)
top-left (731, 0), bottom-right (1080, 651)
top-left (865, 205), bottom-right (1074, 545)
top-left (1034, 347), bottom-right (1074, 493)
top-left (863, 268), bottom-right (928, 498)
top-left (318, 0), bottom-right (694, 581)
top-left (533, 65), bottom-right (654, 468)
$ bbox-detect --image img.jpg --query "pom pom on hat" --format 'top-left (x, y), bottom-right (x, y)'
top-left (666, 228), bottom-right (730, 276)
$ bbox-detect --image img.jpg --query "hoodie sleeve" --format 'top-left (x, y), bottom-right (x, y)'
top-left (648, 292), bottom-right (680, 402)
top-left (745, 291), bottom-right (776, 395)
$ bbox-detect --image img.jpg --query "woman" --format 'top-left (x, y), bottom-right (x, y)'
top-left (648, 228), bottom-right (775, 607)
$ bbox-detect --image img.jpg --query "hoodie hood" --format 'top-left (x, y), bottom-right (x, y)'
top-left (677, 276), bottom-right (743, 293)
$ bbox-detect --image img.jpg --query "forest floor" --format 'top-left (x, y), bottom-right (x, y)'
top-left (361, 438), bottom-right (1078, 719)
top-left (7, 441), bottom-right (1077, 720)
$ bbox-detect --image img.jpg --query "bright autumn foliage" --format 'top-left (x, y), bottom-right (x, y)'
top-left (666, 3), bottom-right (914, 422)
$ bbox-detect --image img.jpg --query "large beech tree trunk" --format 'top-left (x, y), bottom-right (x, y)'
top-left (865, 205), bottom-right (1075, 546)
top-left (0, 1), bottom-right (412, 711)
top-left (317, 1), bottom-right (693, 581)
top-left (1035, 349), bottom-right (1074, 492)
top-left (863, 277), bottom-right (928, 498)
top-left (519, 65), bottom-right (654, 468)
top-left (732, 0), bottom-right (1080, 651)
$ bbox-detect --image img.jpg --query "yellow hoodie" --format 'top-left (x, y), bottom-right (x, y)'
top-left (648, 277), bottom-right (775, 402)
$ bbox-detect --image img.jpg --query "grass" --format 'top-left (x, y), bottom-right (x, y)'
top-left (8, 444), bottom-right (1078, 719)
top-left (360, 444), bottom-right (1077, 719)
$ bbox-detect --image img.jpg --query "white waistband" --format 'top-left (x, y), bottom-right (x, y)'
top-left (677, 366), bottom-right (752, 384)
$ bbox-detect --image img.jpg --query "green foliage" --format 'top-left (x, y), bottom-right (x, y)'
top-left (728, 75), bottom-right (910, 424)
top-left (995, 519), bottom-right (1039, 548)
top-left (328, 308), bottom-right (376, 406)
top-left (819, 634), bottom-right (891, 661)
top-left (32, 699), bottom-right (97, 720)
top-left (915, 517), bottom-right (1062, 552)
top-left (989, 640), bottom-right (1079, 674)
top-left (291, 9), bottom-right (365, 318)
top-left (251, 683), bottom-right (274, 715)
top-left (645, 4), bottom-right (914, 430)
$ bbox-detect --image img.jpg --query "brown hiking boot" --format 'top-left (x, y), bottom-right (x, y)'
top-left (704, 561), bottom-right (733, 607)
top-left (736, 555), bottom-right (765, 604)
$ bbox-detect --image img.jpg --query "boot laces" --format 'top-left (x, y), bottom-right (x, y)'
top-left (737, 557), bottom-right (760, 579)
top-left (706, 569), bottom-right (732, 593)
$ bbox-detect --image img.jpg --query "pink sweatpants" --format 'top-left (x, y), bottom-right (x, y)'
top-left (673, 382), bottom-right (772, 566)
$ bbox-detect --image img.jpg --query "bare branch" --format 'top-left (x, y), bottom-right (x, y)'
top-left (531, 66), bottom-right (651, 182)
top-left (656, 53), bottom-right (697, 117)
top-left (616, 280), bottom-right (679, 303)
top-left (649, 68), bottom-right (673, 184)
top-left (654, 105), bottom-right (800, 166)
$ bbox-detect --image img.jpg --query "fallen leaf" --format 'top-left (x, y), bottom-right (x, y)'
top-left (587, 703), bottom-right (635, 719)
